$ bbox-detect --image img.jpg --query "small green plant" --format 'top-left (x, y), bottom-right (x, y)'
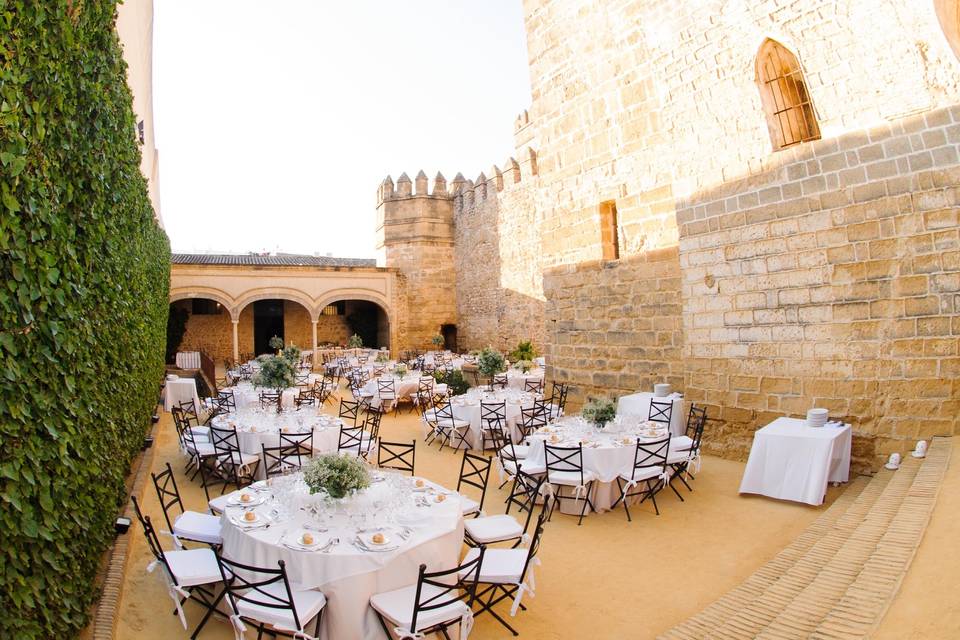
top-left (252, 355), bottom-right (297, 412)
top-left (434, 369), bottom-right (471, 396)
top-left (514, 359), bottom-right (535, 373)
top-left (395, 363), bottom-right (408, 377)
top-left (509, 339), bottom-right (538, 362)
top-left (268, 335), bottom-right (284, 351)
top-left (581, 397), bottom-right (617, 428)
top-left (477, 346), bottom-right (507, 378)
top-left (281, 343), bottom-right (301, 365)
top-left (375, 351), bottom-right (390, 364)
top-left (431, 334), bottom-right (444, 348)
top-left (303, 454), bottom-right (371, 499)
top-left (348, 333), bottom-right (364, 348)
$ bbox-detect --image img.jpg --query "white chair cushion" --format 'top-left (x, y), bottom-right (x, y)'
top-left (229, 451), bottom-right (259, 467)
top-left (464, 514), bottom-right (523, 544)
top-left (461, 496), bottom-right (480, 516)
top-left (189, 442), bottom-right (216, 457)
top-left (370, 583), bottom-right (469, 633)
top-left (163, 548), bottom-right (221, 587)
top-left (174, 510), bottom-right (223, 544)
top-left (208, 494), bottom-right (229, 515)
top-left (460, 547), bottom-right (526, 584)
top-left (672, 435), bottom-right (694, 450)
top-left (189, 426), bottom-right (211, 440)
top-left (434, 417), bottom-right (470, 430)
top-left (618, 466), bottom-right (663, 483)
top-left (237, 582), bottom-right (326, 632)
top-left (511, 444), bottom-right (530, 459)
top-left (547, 469), bottom-right (597, 487)
top-left (503, 459), bottom-right (546, 476)
top-left (667, 449), bottom-right (691, 465)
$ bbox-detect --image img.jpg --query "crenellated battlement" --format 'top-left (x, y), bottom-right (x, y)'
top-left (378, 170), bottom-right (453, 204)
top-left (450, 147), bottom-right (538, 214)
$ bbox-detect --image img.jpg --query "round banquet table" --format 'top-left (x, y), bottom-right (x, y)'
top-left (506, 368), bottom-right (545, 390)
top-left (450, 388), bottom-right (537, 449)
top-left (229, 379), bottom-right (320, 410)
top-left (360, 374), bottom-right (421, 409)
top-left (524, 415), bottom-right (694, 514)
top-left (219, 473), bottom-right (465, 640)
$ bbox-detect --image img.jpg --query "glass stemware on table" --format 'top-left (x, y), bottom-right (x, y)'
top-left (533, 414), bottom-right (669, 448)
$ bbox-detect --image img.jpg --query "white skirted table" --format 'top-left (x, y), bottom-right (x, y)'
top-left (738, 417), bottom-right (851, 506)
top-left (449, 388), bottom-right (535, 449)
top-left (616, 392), bottom-right (685, 436)
top-left (219, 473), bottom-right (465, 639)
top-left (163, 376), bottom-right (200, 413)
top-left (175, 351), bottom-right (201, 369)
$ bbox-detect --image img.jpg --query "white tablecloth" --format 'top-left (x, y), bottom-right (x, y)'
top-left (231, 380), bottom-right (319, 410)
top-left (219, 474), bottom-right (464, 639)
top-left (449, 389), bottom-right (537, 449)
top-left (211, 410), bottom-right (343, 474)
top-left (163, 377), bottom-right (200, 413)
top-left (506, 369), bottom-right (545, 390)
top-left (617, 392), bottom-right (685, 436)
top-left (360, 374), bottom-right (421, 409)
top-left (525, 416), bottom-right (688, 513)
top-left (175, 351), bottom-right (201, 369)
top-left (739, 417), bottom-right (852, 506)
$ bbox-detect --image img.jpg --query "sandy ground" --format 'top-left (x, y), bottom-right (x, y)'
top-left (116, 389), bottom-right (847, 639)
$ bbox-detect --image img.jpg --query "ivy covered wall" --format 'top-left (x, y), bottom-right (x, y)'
top-left (0, 2), bottom-right (170, 637)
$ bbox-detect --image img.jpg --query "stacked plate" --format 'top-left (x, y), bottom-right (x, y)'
top-left (806, 408), bottom-right (829, 428)
top-left (654, 383), bottom-right (672, 398)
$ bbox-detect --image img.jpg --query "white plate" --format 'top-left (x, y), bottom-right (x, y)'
top-left (234, 512), bottom-right (263, 526)
top-left (289, 531), bottom-right (330, 550)
top-left (367, 533), bottom-right (391, 547)
top-left (228, 493), bottom-right (264, 506)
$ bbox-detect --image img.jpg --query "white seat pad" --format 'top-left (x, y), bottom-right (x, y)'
top-left (465, 514), bottom-right (523, 544)
top-left (189, 426), bottom-right (211, 440)
top-left (174, 510), bottom-right (223, 544)
top-left (229, 451), bottom-right (259, 467)
top-left (502, 459), bottom-right (546, 476)
top-left (618, 465), bottom-right (663, 483)
top-left (672, 435), bottom-right (694, 450)
top-left (208, 494), bottom-right (230, 515)
top-left (237, 582), bottom-right (326, 632)
top-left (189, 442), bottom-right (216, 457)
top-left (547, 469), bottom-right (597, 487)
top-left (461, 496), bottom-right (480, 516)
top-left (460, 547), bottom-right (526, 584)
top-left (370, 583), bottom-right (469, 633)
top-left (163, 548), bottom-right (221, 587)
top-left (511, 444), bottom-right (530, 459)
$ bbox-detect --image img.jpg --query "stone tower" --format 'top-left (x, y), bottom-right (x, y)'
top-left (375, 171), bottom-right (457, 351)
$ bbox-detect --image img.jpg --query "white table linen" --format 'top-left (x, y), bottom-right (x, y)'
top-left (617, 392), bottom-right (685, 436)
top-left (175, 351), bottom-right (201, 369)
top-left (524, 416), bottom-right (687, 513)
top-left (738, 417), bottom-right (851, 506)
top-left (163, 377), bottom-right (200, 413)
top-left (449, 389), bottom-right (536, 449)
top-left (211, 409), bottom-right (342, 458)
top-left (506, 368), bottom-right (545, 390)
top-left (231, 379), bottom-right (319, 410)
top-left (219, 473), bottom-right (464, 640)
top-left (360, 374), bottom-right (421, 409)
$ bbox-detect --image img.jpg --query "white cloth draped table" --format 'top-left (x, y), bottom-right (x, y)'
top-left (506, 369), bottom-right (545, 390)
top-left (616, 392), bottom-right (685, 436)
top-left (449, 389), bottom-right (536, 449)
top-left (163, 377), bottom-right (200, 413)
top-left (230, 379), bottom-right (320, 410)
top-left (175, 351), bottom-right (201, 369)
top-left (219, 476), bottom-right (465, 639)
top-left (361, 374), bottom-right (421, 409)
top-left (738, 417), bottom-right (851, 506)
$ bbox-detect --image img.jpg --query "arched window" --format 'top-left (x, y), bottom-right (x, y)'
top-left (756, 39), bottom-right (820, 150)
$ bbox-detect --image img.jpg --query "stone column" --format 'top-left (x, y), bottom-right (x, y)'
top-left (231, 319), bottom-right (239, 363)
top-left (311, 320), bottom-right (318, 369)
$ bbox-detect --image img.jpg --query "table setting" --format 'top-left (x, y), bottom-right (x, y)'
top-left (449, 387), bottom-right (539, 448)
top-left (616, 384), bottom-right (685, 436)
top-left (524, 414), bottom-right (688, 512)
top-left (218, 455), bottom-right (464, 639)
top-left (210, 408), bottom-right (343, 464)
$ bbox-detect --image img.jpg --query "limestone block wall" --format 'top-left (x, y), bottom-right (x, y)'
top-left (282, 301), bottom-right (313, 351)
top-left (453, 153), bottom-right (546, 353)
top-left (678, 107), bottom-right (960, 469)
top-left (178, 309), bottom-right (234, 363)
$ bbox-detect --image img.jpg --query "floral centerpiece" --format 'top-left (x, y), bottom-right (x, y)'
top-left (281, 343), bottom-right (301, 365)
top-left (303, 454), bottom-right (371, 499)
top-left (347, 333), bottom-right (364, 348)
top-left (395, 363), bottom-right (408, 377)
top-left (252, 354), bottom-right (297, 413)
top-left (514, 359), bottom-right (535, 373)
top-left (375, 351), bottom-right (390, 364)
top-left (268, 335), bottom-right (284, 353)
top-left (509, 339), bottom-right (537, 363)
top-left (431, 334), bottom-right (444, 349)
top-left (581, 397), bottom-right (617, 429)
top-left (477, 347), bottom-right (506, 378)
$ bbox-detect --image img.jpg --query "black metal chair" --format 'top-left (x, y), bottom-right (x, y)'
top-left (131, 496), bottom-right (225, 639)
top-left (465, 470), bottom-right (545, 548)
top-left (369, 548), bottom-right (485, 640)
top-left (491, 373), bottom-right (508, 390)
top-left (151, 462), bottom-right (222, 547)
top-left (457, 450), bottom-right (492, 518)
top-left (648, 398), bottom-right (674, 428)
top-left (668, 406), bottom-right (707, 497)
top-left (429, 399), bottom-right (470, 450)
top-left (480, 401), bottom-right (507, 451)
top-left (294, 386), bottom-right (317, 409)
top-left (259, 390), bottom-right (283, 411)
top-left (613, 434), bottom-right (672, 519)
top-left (377, 440), bottom-right (416, 475)
top-left (215, 553), bottom-right (326, 640)
top-left (337, 425), bottom-right (366, 457)
top-left (543, 443), bottom-right (597, 526)
top-left (209, 425), bottom-right (260, 495)
top-left (339, 398), bottom-right (363, 427)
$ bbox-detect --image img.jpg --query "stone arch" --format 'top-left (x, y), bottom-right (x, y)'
top-left (754, 37), bottom-right (821, 151)
top-left (169, 287), bottom-right (238, 320)
top-left (234, 287), bottom-right (318, 321)
top-left (317, 289), bottom-right (394, 352)
top-left (934, 0), bottom-right (960, 60)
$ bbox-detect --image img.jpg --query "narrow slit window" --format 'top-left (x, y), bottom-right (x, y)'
top-left (756, 39), bottom-right (820, 150)
top-left (600, 201), bottom-right (619, 260)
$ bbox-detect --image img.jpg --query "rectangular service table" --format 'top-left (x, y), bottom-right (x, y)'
top-left (175, 351), bottom-right (201, 369)
top-left (738, 416), bottom-right (851, 506)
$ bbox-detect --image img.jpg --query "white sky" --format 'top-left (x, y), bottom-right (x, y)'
top-left (153, 0), bottom-right (531, 259)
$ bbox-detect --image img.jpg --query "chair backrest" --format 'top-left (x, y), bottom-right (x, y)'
top-left (377, 378), bottom-right (396, 398)
top-left (178, 400), bottom-right (200, 425)
top-left (491, 373), bottom-right (508, 390)
top-left (209, 424), bottom-right (241, 456)
top-left (337, 425), bottom-right (365, 457)
top-left (280, 431), bottom-right (313, 466)
top-left (648, 399), bottom-right (673, 426)
top-left (295, 387), bottom-right (316, 407)
top-left (131, 496), bottom-right (177, 585)
top-left (518, 504), bottom-right (551, 584)
top-left (362, 408), bottom-right (383, 441)
top-left (524, 378), bottom-right (544, 394)
top-left (488, 423), bottom-right (519, 467)
top-left (457, 450), bottom-right (492, 512)
top-left (377, 440), bottom-right (416, 475)
top-left (629, 434), bottom-right (671, 481)
top-left (295, 372), bottom-right (310, 387)
top-left (409, 548), bottom-right (485, 634)
top-left (548, 381), bottom-right (568, 409)
top-left (215, 553), bottom-right (305, 633)
top-left (151, 462), bottom-right (185, 532)
top-left (519, 400), bottom-right (548, 437)
top-left (339, 398), bottom-right (362, 426)
top-left (480, 401), bottom-right (507, 427)
top-left (505, 470), bottom-right (547, 534)
top-left (218, 389), bottom-right (236, 412)
top-left (259, 390), bottom-right (281, 410)
top-left (544, 444), bottom-right (586, 486)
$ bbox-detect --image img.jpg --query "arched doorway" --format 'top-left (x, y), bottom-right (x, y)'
top-left (235, 298), bottom-right (316, 357)
top-left (167, 297), bottom-right (232, 364)
top-left (318, 299), bottom-right (391, 350)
